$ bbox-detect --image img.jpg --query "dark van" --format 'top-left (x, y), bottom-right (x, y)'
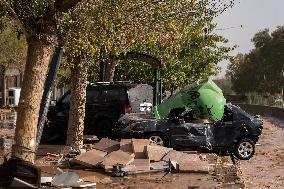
top-left (42, 83), bottom-right (152, 142)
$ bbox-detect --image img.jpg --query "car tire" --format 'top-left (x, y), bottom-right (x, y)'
top-left (148, 133), bottom-right (168, 147)
top-left (234, 138), bottom-right (255, 160)
top-left (95, 119), bottom-right (113, 139)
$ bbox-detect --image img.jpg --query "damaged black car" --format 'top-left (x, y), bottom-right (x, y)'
top-left (117, 104), bottom-right (263, 160)
top-left (116, 80), bottom-right (263, 160)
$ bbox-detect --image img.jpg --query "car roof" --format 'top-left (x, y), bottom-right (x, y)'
top-left (87, 83), bottom-right (149, 90)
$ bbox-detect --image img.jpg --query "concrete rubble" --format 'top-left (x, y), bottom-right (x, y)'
top-left (131, 139), bottom-right (149, 159)
top-left (31, 138), bottom-right (212, 188)
top-left (101, 150), bottom-right (135, 171)
top-left (92, 138), bottom-right (120, 153)
top-left (70, 149), bottom-right (108, 168)
top-left (119, 139), bottom-right (133, 154)
top-left (69, 138), bottom-right (210, 176)
top-left (146, 145), bottom-right (172, 161)
top-left (0, 110), bottom-right (16, 151)
top-left (0, 110), bottom-right (16, 129)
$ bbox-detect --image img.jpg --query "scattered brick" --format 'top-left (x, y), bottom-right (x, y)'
top-left (101, 150), bottom-right (135, 171)
top-left (92, 138), bottom-right (120, 153)
top-left (121, 159), bottom-right (151, 173)
top-left (150, 161), bottom-right (169, 170)
top-left (120, 139), bottom-right (133, 154)
top-left (146, 145), bottom-right (172, 161)
top-left (178, 160), bottom-right (209, 173)
top-left (162, 150), bottom-right (199, 164)
top-left (131, 139), bottom-right (150, 159)
top-left (121, 164), bottom-right (137, 172)
top-left (130, 159), bottom-right (150, 172)
top-left (71, 149), bottom-right (107, 168)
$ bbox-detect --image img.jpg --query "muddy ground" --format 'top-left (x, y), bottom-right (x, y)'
top-left (239, 118), bottom-right (284, 189)
top-left (34, 146), bottom-right (243, 189)
top-left (0, 118), bottom-right (283, 189)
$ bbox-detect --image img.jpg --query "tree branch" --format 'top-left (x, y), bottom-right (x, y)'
top-left (55, 0), bottom-right (84, 12)
top-left (0, 0), bottom-right (30, 37)
top-left (116, 52), bottom-right (165, 69)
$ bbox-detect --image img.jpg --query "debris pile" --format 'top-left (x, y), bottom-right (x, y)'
top-left (17, 138), bottom-right (211, 188)
top-left (0, 109), bottom-right (16, 129)
top-left (70, 138), bottom-right (210, 175)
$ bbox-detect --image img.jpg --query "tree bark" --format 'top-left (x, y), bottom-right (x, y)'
top-left (11, 37), bottom-right (54, 163)
top-left (104, 58), bottom-right (116, 82)
top-left (66, 57), bottom-right (89, 151)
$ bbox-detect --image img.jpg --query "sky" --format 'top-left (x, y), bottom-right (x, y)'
top-left (214, 0), bottom-right (284, 78)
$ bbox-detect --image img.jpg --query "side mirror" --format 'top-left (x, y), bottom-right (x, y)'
top-left (50, 100), bottom-right (57, 106)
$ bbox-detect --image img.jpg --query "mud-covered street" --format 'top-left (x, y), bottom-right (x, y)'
top-left (239, 118), bottom-right (284, 189)
top-left (0, 118), bottom-right (283, 188)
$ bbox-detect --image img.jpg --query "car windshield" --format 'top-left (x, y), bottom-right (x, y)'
top-left (61, 93), bottom-right (71, 106)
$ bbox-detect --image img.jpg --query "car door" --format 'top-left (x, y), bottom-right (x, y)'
top-left (84, 88), bottom-right (101, 133)
top-left (209, 121), bottom-right (237, 147)
top-left (209, 107), bottom-right (238, 147)
top-left (168, 122), bottom-right (208, 148)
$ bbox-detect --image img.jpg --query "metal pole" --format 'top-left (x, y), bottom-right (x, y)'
top-left (156, 69), bottom-right (161, 105)
top-left (153, 69), bottom-right (158, 107)
top-left (282, 70), bottom-right (284, 106)
top-left (159, 77), bottom-right (162, 104)
top-left (35, 37), bottom-right (63, 151)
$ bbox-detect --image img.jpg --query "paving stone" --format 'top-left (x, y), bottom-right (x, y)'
top-left (71, 149), bottom-right (107, 168)
top-left (101, 150), bottom-right (135, 171)
top-left (178, 159), bottom-right (209, 173)
top-left (121, 164), bottom-right (137, 172)
top-left (150, 161), bottom-right (169, 170)
top-left (130, 159), bottom-right (150, 171)
top-left (131, 139), bottom-right (150, 159)
top-left (120, 139), bottom-right (133, 154)
top-left (92, 138), bottom-right (120, 153)
top-left (146, 145), bottom-right (172, 161)
top-left (162, 150), bottom-right (199, 164)
top-left (122, 159), bottom-right (151, 172)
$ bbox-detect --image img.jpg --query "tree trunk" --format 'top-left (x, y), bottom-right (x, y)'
top-left (11, 37), bottom-right (54, 163)
top-left (104, 58), bottom-right (116, 82)
top-left (99, 60), bottom-right (105, 82)
top-left (66, 57), bottom-right (89, 151)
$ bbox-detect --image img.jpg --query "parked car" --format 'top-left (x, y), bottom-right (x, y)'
top-left (117, 104), bottom-right (263, 160)
top-left (42, 82), bottom-right (153, 143)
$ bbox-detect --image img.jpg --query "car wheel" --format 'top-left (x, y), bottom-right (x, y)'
top-left (234, 138), bottom-right (255, 160)
top-left (95, 119), bottom-right (113, 139)
top-left (148, 133), bottom-right (167, 146)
